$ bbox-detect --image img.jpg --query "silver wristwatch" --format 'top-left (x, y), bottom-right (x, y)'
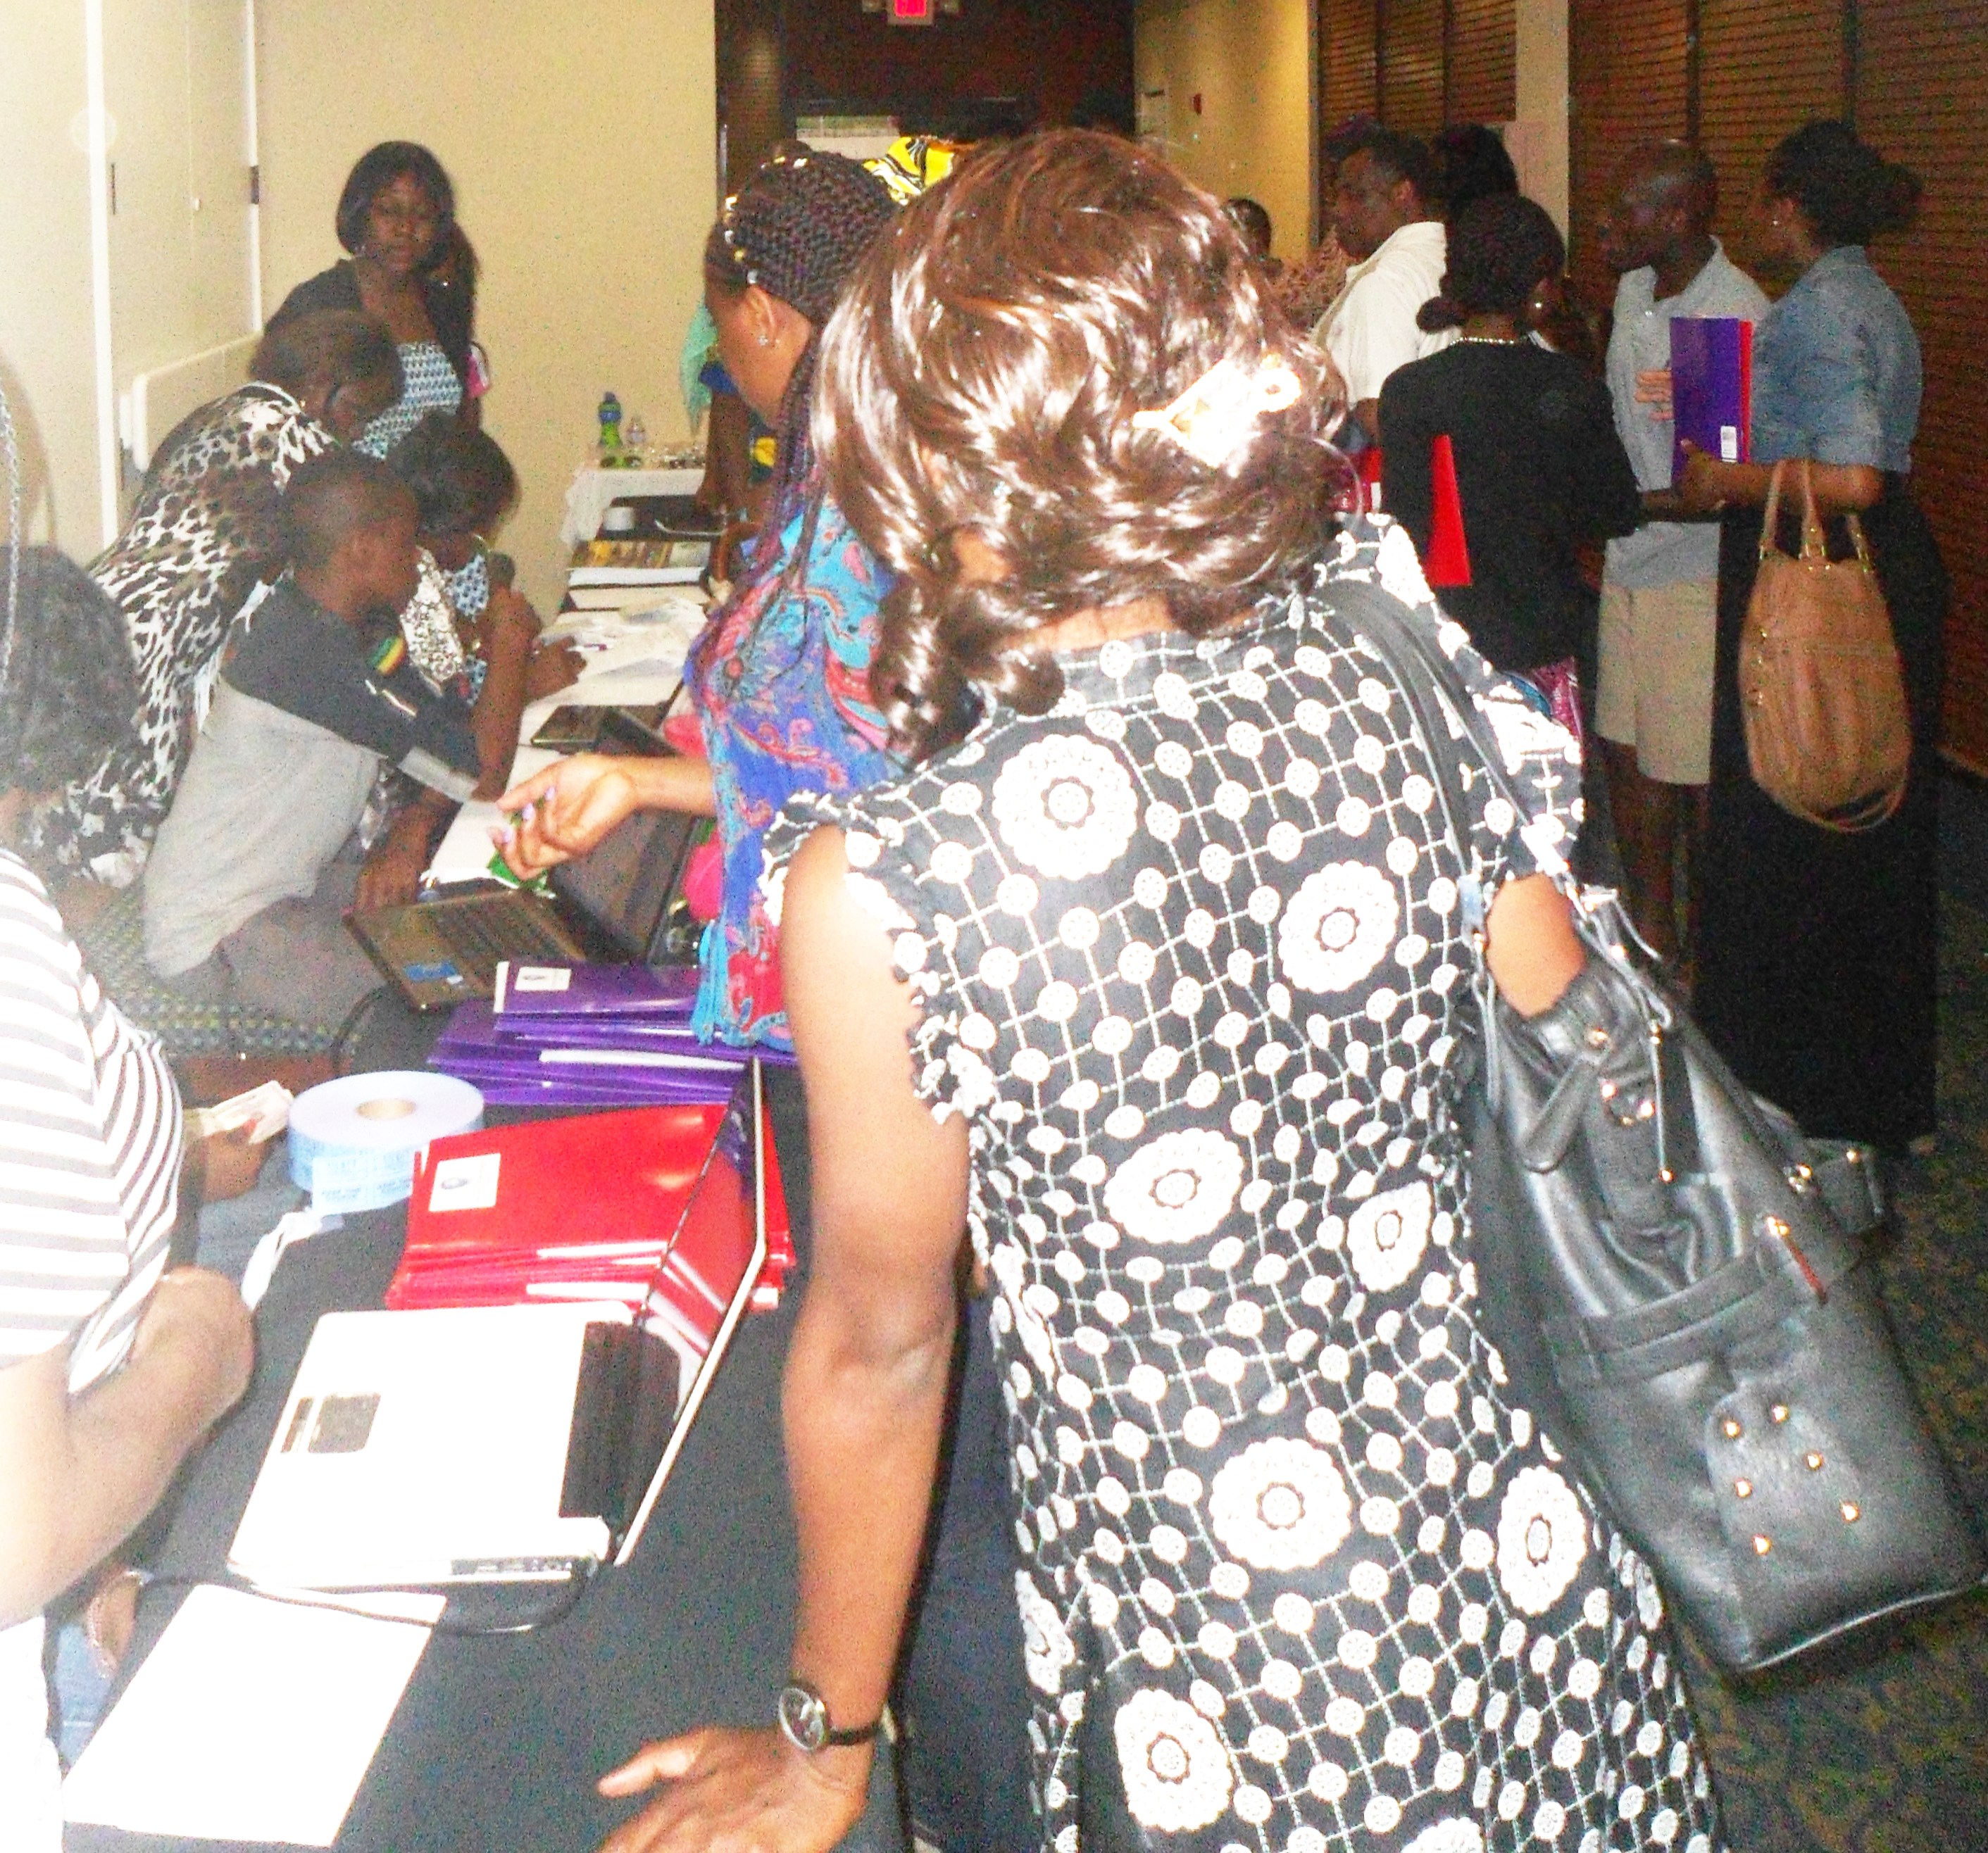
top-left (776, 1679), bottom-right (881, 1754)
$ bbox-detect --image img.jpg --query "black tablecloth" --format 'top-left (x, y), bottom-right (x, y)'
top-left (70, 1067), bottom-right (902, 1853)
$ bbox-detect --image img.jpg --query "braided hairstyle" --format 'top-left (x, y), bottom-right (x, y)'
top-left (704, 149), bottom-right (897, 609)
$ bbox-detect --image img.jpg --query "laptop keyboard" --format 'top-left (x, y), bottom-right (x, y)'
top-left (432, 902), bottom-right (575, 981)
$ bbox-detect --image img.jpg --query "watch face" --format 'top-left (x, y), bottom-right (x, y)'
top-left (777, 1683), bottom-right (828, 1754)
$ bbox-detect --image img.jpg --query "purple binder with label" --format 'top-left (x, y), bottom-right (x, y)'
top-left (1670, 316), bottom-right (1753, 483)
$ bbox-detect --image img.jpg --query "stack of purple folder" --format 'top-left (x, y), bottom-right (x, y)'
top-left (427, 961), bottom-right (793, 1107)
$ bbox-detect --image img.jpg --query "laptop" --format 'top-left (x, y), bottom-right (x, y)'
top-left (226, 1068), bottom-right (768, 1590)
top-left (346, 702), bottom-right (706, 1012)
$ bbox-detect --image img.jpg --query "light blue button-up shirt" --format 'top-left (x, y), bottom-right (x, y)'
top-left (1752, 244), bottom-right (1921, 475)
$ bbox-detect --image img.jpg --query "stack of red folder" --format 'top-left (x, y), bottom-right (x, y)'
top-left (427, 962), bottom-right (793, 1110)
top-left (385, 1103), bottom-right (798, 1331)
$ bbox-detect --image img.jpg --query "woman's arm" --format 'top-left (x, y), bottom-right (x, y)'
top-left (1375, 382), bottom-right (1436, 551)
top-left (467, 587), bottom-right (539, 799)
top-left (1675, 448), bottom-right (1882, 518)
top-left (496, 753), bottom-right (718, 880)
top-left (0, 1269), bottom-right (253, 1627)
top-left (1483, 871), bottom-right (1584, 1018)
top-left (595, 823), bottom-right (970, 1853)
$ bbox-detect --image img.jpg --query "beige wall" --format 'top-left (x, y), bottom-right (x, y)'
top-left (1513, 0), bottom-right (1570, 234)
top-left (1134, 0), bottom-right (1315, 263)
top-left (0, 1), bottom-right (103, 550)
top-left (256, 1), bottom-right (718, 609)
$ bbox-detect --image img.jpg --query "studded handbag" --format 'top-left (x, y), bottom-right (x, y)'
top-left (1337, 575), bottom-right (1982, 1675)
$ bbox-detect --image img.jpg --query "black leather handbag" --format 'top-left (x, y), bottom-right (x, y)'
top-left (1339, 577), bottom-right (1982, 1674)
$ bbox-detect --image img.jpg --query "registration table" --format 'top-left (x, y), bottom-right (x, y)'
top-left (68, 1071), bottom-right (901, 1853)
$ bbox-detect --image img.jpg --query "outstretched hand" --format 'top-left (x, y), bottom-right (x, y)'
top-left (494, 754), bottom-right (646, 880)
top-left (595, 1727), bottom-right (870, 1853)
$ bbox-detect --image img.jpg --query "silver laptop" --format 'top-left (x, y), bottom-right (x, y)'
top-left (227, 1067), bottom-right (768, 1590)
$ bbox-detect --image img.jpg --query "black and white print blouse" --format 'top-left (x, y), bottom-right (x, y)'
top-left (767, 520), bottom-right (1725, 1853)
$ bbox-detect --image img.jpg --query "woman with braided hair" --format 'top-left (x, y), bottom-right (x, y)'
top-left (497, 148), bottom-right (898, 1049)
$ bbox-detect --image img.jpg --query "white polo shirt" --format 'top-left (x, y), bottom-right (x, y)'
top-left (1313, 220), bottom-right (1457, 407)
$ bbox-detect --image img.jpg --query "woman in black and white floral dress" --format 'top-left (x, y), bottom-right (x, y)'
top-left (592, 134), bottom-right (1725, 1853)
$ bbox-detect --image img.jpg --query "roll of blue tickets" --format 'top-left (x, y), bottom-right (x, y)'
top-left (287, 1073), bottom-right (485, 1214)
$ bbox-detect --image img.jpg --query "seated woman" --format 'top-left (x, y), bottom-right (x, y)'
top-left (269, 142), bottom-right (477, 458)
top-left (591, 131), bottom-right (1726, 1853)
top-left (498, 148), bottom-right (901, 1051)
top-left (385, 410), bottom-right (581, 706)
top-left (0, 547), bottom-right (255, 1847)
top-left (1380, 194), bottom-right (1641, 739)
top-left (32, 312), bottom-right (401, 887)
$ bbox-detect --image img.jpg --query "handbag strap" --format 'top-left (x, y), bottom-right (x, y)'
top-left (1322, 572), bottom-right (1654, 999)
top-left (1758, 459), bottom-right (1837, 565)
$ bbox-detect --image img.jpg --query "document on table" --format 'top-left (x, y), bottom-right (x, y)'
top-left (63, 1583), bottom-right (444, 1846)
top-left (423, 743), bottom-right (561, 888)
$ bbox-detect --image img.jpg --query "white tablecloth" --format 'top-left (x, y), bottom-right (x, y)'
top-left (559, 466), bottom-right (706, 548)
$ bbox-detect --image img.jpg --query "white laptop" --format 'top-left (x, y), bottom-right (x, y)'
top-left (227, 1068), bottom-right (768, 1590)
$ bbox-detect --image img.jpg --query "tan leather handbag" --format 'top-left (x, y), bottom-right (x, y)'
top-left (1739, 460), bottom-right (1910, 832)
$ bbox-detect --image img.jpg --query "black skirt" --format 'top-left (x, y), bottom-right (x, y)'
top-left (1695, 475), bottom-right (1949, 1150)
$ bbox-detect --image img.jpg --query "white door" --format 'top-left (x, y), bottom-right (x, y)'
top-left (100, 0), bottom-right (257, 497)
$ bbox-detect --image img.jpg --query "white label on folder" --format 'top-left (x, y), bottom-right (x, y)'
top-left (514, 966), bottom-right (573, 993)
top-left (1720, 425), bottom-right (1740, 463)
top-left (428, 1152), bottom-right (501, 1212)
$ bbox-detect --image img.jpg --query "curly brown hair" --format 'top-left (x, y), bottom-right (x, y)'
top-left (813, 130), bottom-right (1347, 762)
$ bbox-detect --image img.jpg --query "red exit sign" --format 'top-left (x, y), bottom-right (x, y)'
top-left (890, 0), bottom-right (934, 23)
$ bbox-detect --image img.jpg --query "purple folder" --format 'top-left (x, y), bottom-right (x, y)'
top-left (1670, 316), bottom-right (1753, 482)
top-left (492, 960), bottom-right (699, 1019)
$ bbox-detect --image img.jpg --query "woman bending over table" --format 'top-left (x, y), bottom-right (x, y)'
top-left (1676, 120), bottom-right (1944, 1153)
top-left (0, 548), bottom-right (254, 1848)
top-left (32, 311), bottom-right (401, 887)
top-left (496, 149), bottom-right (901, 1052)
top-left (270, 141), bottom-right (480, 457)
top-left (591, 130), bottom-right (1730, 1853)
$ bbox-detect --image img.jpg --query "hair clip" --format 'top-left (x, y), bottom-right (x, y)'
top-left (1131, 355), bottom-right (1304, 468)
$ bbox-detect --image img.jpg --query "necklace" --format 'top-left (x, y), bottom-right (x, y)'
top-left (1456, 334), bottom-right (1523, 345)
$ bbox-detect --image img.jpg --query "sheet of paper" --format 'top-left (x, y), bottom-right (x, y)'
top-left (63, 1584), bottom-right (443, 1846)
top-left (423, 744), bottom-right (561, 887)
top-left (563, 584), bottom-right (708, 615)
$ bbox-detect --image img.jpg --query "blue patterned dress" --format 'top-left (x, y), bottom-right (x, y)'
top-left (682, 469), bottom-right (896, 1047)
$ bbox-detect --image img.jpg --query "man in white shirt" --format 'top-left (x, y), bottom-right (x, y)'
top-left (1313, 129), bottom-right (1456, 445)
top-left (1593, 142), bottom-right (1769, 966)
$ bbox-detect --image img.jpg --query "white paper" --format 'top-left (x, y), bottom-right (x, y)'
top-left (63, 1584), bottom-right (442, 1845)
top-left (427, 1151), bottom-right (501, 1212)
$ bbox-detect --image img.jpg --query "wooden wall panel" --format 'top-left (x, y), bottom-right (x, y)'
top-left (1565, 0), bottom-right (1690, 311)
top-left (776, 0), bottom-right (1133, 130)
top-left (1379, 0), bottom-right (1446, 134)
top-left (1858, 0), bottom-right (1988, 770)
top-left (1320, 0), bottom-right (1380, 131)
top-left (1447, 0), bottom-right (1515, 125)
top-left (1696, 0), bottom-right (1844, 249)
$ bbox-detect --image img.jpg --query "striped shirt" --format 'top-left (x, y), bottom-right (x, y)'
top-left (0, 850), bottom-right (181, 1389)
top-left (1, 850), bottom-right (181, 1845)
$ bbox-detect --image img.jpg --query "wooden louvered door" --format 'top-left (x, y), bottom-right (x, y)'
top-left (1446, 0), bottom-right (1515, 126)
top-left (1856, 1), bottom-right (1988, 770)
top-left (1379, 0), bottom-right (1446, 134)
top-left (1320, 0), bottom-right (1380, 132)
top-left (1695, 0), bottom-right (1846, 252)
top-left (1565, 0), bottom-right (1691, 314)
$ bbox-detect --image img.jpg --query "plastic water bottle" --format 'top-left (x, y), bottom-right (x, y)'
top-left (624, 415), bottom-right (647, 465)
top-left (596, 391), bottom-right (623, 462)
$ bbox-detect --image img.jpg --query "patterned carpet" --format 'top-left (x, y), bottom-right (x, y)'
top-left (1680, 898), bottom-right (1988, 1852)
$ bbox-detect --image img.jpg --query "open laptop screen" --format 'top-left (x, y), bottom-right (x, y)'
top-left (549, 805), bottom-right (700, 962)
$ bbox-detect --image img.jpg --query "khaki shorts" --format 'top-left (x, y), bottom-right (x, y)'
top-left (1595, 579), bottom-right (1718, 786)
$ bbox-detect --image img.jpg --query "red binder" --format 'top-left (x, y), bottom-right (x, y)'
top-left (389, 1103), bottom-right (796, 1333)
top-left (1423, 434), bottom-right (1473, 588)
